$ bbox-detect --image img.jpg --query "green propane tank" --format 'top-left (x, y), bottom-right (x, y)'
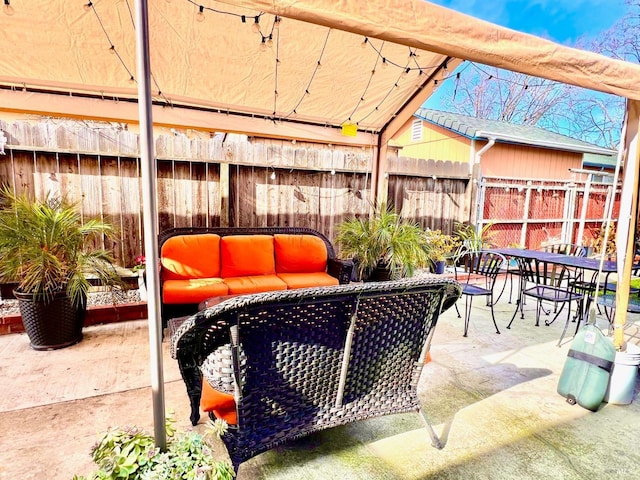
top-left (557, 323), bottom-right (616, 411)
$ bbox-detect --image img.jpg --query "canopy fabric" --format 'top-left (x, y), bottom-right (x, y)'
top-left (2, 0), bottom-right (640, 142)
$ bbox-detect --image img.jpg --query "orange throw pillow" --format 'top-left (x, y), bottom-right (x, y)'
top-left (220, 235), bottom-right (276, 277)
top-left (200, 379), bottom-right (237, 425)
top-left (274, 234), bottom-right (328, 273)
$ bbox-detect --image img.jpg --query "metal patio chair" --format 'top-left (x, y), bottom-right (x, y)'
top-left (507, 256), bottom-right (585, 346)
top-left (454, 250), bottom-right (506, 337)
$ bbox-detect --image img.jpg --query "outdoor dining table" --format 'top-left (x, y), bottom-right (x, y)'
top-left (490, 247), bottom-right (619, 275)
top-left (490, 247), bottom-right (630, 325)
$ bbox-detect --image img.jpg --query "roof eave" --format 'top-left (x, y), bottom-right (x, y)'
top-left (474, 130), bottom-right (616, 156)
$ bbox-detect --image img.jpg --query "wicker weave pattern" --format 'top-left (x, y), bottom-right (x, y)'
top-left (17, 291), bottom-right (85, 350)
top-left (171, 276), bottom-right (461, 470)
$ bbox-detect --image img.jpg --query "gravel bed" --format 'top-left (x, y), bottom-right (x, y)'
top-left (0, 289), bottom-right (143, 317)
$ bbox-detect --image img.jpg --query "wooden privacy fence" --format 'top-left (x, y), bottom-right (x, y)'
top-left (0, 119), bottom-right (469, 268)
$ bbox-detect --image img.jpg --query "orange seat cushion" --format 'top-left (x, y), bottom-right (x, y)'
top-left (161, 234), bottom-right (221, 280)
top-left (274, 234), bottom-right (328, 273)
top-left (201, 379), bottom-right (237, 425)
top-left (220, 235), bottom-right (276, 278)
top-left (277, 272), bottom-right (339, 289)
top-left (162, 278), bottom-right (229, 304)
top-left (223, 275), bottom-right (287, 294)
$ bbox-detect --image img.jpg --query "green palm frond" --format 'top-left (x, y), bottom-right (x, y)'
top-left (0, 187), bottom-right (122, 306)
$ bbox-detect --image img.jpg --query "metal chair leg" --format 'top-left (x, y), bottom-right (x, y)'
top-left (418, 408), bottom-right (443, 449)
top-left (463, 296), bottom-right (473, 337)
top-left (489, 294), bottom-right (501, 334)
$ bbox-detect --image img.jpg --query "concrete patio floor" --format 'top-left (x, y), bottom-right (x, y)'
top-left (1, 278), bottom-right (639, 479)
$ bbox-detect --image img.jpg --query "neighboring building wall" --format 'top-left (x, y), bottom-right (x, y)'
top-left (393, 118), bottom-right (470, 163)
top-left (480, 143), bottom-right (583, 179)
top-left (394, 117), bottom-right (584, 181)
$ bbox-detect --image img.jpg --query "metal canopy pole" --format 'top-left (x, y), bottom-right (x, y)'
top-left (614, 101), bottom-right (640, 350)
top-left (134, 0), bottom-right (166, 448)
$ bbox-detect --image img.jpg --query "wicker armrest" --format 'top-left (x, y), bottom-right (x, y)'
top-left (327, 257), bottom-right (354, 284)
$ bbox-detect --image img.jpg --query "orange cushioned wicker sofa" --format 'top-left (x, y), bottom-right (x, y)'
top-left (158, 227), bottom-right (353, 326)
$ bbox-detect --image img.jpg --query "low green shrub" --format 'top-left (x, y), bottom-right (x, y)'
top-left (73, 414), bottom-right (234, 480)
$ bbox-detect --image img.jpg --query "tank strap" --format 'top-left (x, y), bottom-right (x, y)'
top-left (568, 349), bottom-right (614, 373)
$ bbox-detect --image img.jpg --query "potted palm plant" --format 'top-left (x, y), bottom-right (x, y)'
top-left (0, 187), bottom-right (122, 350)
top-left (336, 203), bottom-right (430, 281)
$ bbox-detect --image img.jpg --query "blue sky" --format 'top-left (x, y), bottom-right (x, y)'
top-left (427, 0), bottom-right (627, 44)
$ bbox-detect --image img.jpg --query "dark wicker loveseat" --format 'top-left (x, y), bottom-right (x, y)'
top-left (170, 276), bottom-right (461, 471)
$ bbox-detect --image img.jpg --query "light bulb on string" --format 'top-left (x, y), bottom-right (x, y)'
top-left (270, 171), bottom-right (276, 180)
top-left (316, 60), bottom-right (322, 70)
top-left (252, 16), bottom-right (260, 33)
top-left (361, 37), bottom-right (368, 48)
top-left (83, 1), bottom-right (93, 12)
top-left (274, 16), bottom-right (280, 29)
top-left (266, 34), bottom-right (273, 48)
top-left (4, 0), bottom-right (14, 15)
top-left (196, 5), bottom-right (205, 22)
top-left (109, 45), bottom-right (116, 54)
top-left (382, 58), bottom-right (388, 68)
top-left (259, 37), bottom-right (267, 51)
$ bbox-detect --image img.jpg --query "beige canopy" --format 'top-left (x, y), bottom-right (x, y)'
top-left (2, 0), bottom-right (640, 442)
top-left (2, 0), bottom-right (640, 142)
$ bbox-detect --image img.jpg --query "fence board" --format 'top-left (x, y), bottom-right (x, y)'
top-left (12, 150), bottom-right (35, 195)
top-left (78, 155), bottom-right (101, 252)
top-left (156, 160), bottom-right (176, 231)
top-left (58, 153), bottom-right (82, 200)
top-left (119, 158), bottom-right (142, 267)
top-left (100, 156), bottom-right (123, 260)
top-left (172, 161), bottom-right (193, 228)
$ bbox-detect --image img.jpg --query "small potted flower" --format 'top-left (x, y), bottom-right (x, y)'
top-left (132, 254), bottom-right (147, 301)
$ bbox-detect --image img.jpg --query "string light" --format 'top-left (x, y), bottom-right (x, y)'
top-left (82, 1), bottom-right (550, 133)
top-left (270, 171), bottom-right (276, 180)
top-left (3, 0), bottom-right (14, 16)
top-left (196, 5), bottom-right (205, 22)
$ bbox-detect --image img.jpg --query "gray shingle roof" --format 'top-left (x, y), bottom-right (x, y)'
top-left (415, 108), bottom-right (616, 156)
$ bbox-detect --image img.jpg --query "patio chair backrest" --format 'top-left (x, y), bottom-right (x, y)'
top-left (517, 257), bottom-right (573, 288)
top-left (540, 243), bottom-right (587, 257)
top-left (455, 250), bottom-right (505, 290)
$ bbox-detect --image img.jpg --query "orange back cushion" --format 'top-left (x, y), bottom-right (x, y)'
top-left (220, 235), bottom-right (276, 277)
top-left (274, 234), bottom-right (328, 273)
top-left (161, 234), bottom-right (221, 280)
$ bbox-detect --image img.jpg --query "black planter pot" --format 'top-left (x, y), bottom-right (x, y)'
top-left (14, 290), bottom-right (86, 351)
top-left (365, 265), bottom-right (393, 282)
